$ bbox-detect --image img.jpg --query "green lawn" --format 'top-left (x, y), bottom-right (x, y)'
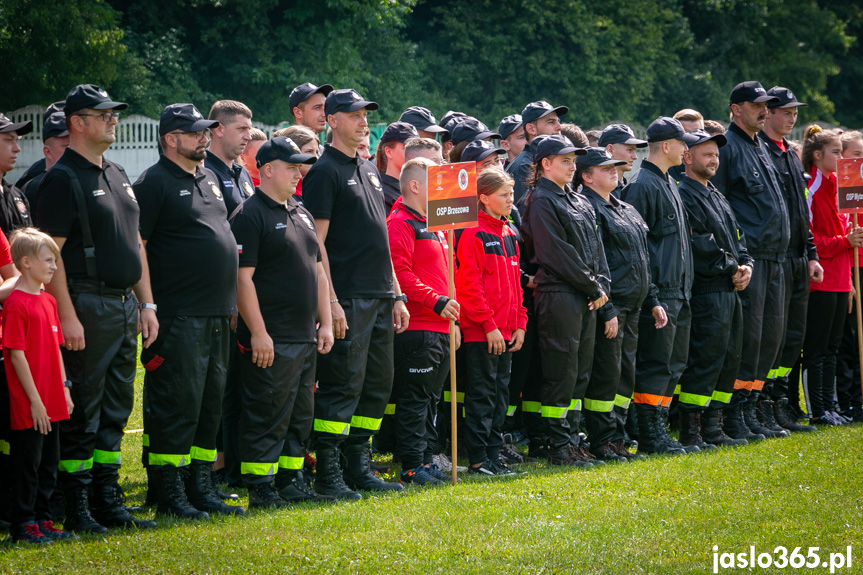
top-left (2, 362), bottom-right (861, 574)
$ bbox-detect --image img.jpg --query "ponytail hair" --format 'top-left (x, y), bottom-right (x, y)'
top-left (801, 124), bottom-right (840, 172)
top-left (523, 158), bottom-right (544, 204)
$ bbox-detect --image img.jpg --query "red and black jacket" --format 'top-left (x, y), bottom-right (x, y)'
top-left (456, 210), bottom-right (528, 342)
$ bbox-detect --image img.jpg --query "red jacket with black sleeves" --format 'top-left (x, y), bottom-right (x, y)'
top-left (387, 202), bottom-right (452, 333)
top-left (808, 166), bottom-right (852, 292)
top-left (456, 210), bottom-right (528, 343)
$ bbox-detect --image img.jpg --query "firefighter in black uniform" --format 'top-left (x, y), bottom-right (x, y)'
top-left (0, 113), bottom-right (34, 235)
top-left (677, 129), bottom-right (754, 448)
top-left (134, 103), bottom-right (245, 518)
top-left (36, 84), bottom-right (157, 533)
top-left (14, 101), bottom-right (64, 190)
top-left (22, 110), bottom-right (70, 216)
top-left (507, 101), bottom-right (568, 204)
top-left (598, 124), bottom-right (647, 198)
top-left (758, 86), bottom-right (821, 433)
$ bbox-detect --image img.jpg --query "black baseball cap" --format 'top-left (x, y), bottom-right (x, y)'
top-left (0, 113), bottom-right (33, 136)
top-left (578, 147), bottom-right (628, 168)
top-left (450, 117), bottom-right (500, 145)
top-left (43, 101), bottom-right (65, 123)
top-left (289, 82), bottom-right (334, 111)
top-left (533, 135), bottom-right (586, 162)
top-left (462, 140), bottom-right (506, 163)
top-left (598, 123), bottom-right (647, 148)
top-left (442, 114), bottom-right (468, 137)
top-left (498, 114), bottom-right (523, 140)
top-left (380, 121), bottom-right (419, 144)
top-left (729, 81), bottom-right (779, 105)
top-left (43, 111), bottom-right (69, 141)
top-left (521, 101), bottom-right (568, 124)
top-left (399, 106), bottom-right (446, 133)
top-left (65, 84), bottom-right (128, 115)
top-left (438, 110), bottom-right (466, 130)
top-left (766, 86), bottom-right (807, 109)
top-left (159, 103), bottom-right (219, 136)
top-left (324, 89), bottom-right (378, 116)
top-left (256, 136), bottom-right (317, 168)
top-left (646, 117), bottom-right (687, 143)
top-left (681, 129), bottom-right (727, 149)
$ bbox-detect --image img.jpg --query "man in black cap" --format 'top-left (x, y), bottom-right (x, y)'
top-left (507, 101), bottom-right (568, 204)
top-left (758, 86), bottom-right (821, 433)
top-left (0, 113), bottom-right (35, 235)
top-left (302, 88), bottom-right (409, 499)
top-left (448, 117), bottom-right (500, 163)
top-left (677, 129), bottom-right (754, 448)
top-left (438, 110), bottom-right (467, 161)
top-left (498, 114), bottom-right (525, 168)
top-left (134, 103), bottom-right (246, 519)
top-left (461, 140), bottom-right (506, 173)
top-left (620, 117), bottom-right (696, 456)
top-left (399, 106), bottom-right (446, 140)
top-left (290, 83), bottom-right (334, 135)
top-left (599, 124), bottom-right (647, 198)
top-left (205, 100), bottom-right (256, 217)
top-left (15, 101), bottom-right (64, 190)
top-left (231, 136), bottom-right (335, 507)
top-left (711, 81), bottom-right (791, 440)
top-left (22, 111), bottom-right (70, 214)
top-left (36, 84), bottom-right (157, 532)
top-left (375, 121), bottom-right (419, 213)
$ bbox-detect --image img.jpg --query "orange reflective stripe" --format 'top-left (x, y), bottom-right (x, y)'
top-left (752, 379), bottom-right (765, 391)
top-left (734, 379), bottom-right (755, 391)
top-left (632, 393), bottom-right (672, 407)
top-left (660, 395), bottom-right (673, 407)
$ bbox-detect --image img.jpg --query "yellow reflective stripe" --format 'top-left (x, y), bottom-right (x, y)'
top-left (522, 400), bottom-right (541, 413)
top-left (190, 446), bottom-right (217, 463)
top-left (93, 449), bottom-right (121, 465)
top-left (0, 439), bottom-right (9, 455)
top-left (766, 369), bottom-right (777, 380)
top-left (775, 366), bottom-right (793, 378)
top-left (383, 403), bottom-right (396, 415)
top-left (710, 390), bottom-right (733, 404)
top-left (148, 453), bottom-right (189, 467)
top-left (461, 407), bottom-right (465, 418)
top-left (678, 391), bottom-right (712, 407)
top-left (59, 457), bottom-right (94, 473)
top-left (570, 399), bottom-right (582, 412)
top-left (241, 462), bottom-right (277, 476)
top-left (541, 405), bottom-right (568, 418)
top-left (614, 394), bottom-right (631, 409)
top-left (506, 405), bottom-right (517, 416)
top-left (350, 415), bottom-right (383, 431)
top-left (673, 384), bottom-right (681, 395)
top-left (583, 398), bottom-right (614, 412)
top-left (142, 433), bottom-right (149, 447)
top-left (314, 419), bottom-right (350, 435)
top-left (443, 391), bottom-right (465, 403)
top-left (278, 456), bottom-right (304, 470)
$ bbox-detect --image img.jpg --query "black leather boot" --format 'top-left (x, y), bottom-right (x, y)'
top-left (314, 447), bottom-right (362, 501)
top-left (702, 409), bottom-right (747, 446)
top-left (185, 462), bottom-right (245, 515)
top-left (678, 411), bottom-right (717, 450)
top-left (635, 404), bottom-right (685, 455)
top-left (155, 466), bottom-right (209, 520)
top-left (342, 442), bottom-right (404, 492)
top-left (773, 398), bottom-right (815, 432)
top-left (62, 486), bottom-right (108, 533)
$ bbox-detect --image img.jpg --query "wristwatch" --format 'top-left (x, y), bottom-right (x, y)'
top-left (138, 303), bottom-right (158, 312)
top-left (394, 294), bottom-right (408, 304)
top-left (63, 380), bottom-right (73, 388)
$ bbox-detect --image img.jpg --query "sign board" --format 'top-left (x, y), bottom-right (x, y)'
top-left (838, 158), bottom-right (863, 214)
top-left (427, 162), bottom-right (478, 232)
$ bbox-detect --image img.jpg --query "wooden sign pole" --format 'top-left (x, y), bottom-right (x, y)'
top-left (447, 228), bottom-right (458, 485)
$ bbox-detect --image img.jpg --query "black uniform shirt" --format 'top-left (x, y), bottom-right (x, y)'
top-left (301, 144), bottom-right (393, 299)
top-left (22, 172), bottom-right (45, 218)
top-left (230, 191), bottom-right (321, 343)
top-left (507, 147), bottom-right (533, 206)
top-left (0, 178), bottom-right (32, 235)
top-left (14, 158), bottom-right (45, 189)
top-left (37, 148), bottom-right (142, 289)
top-left (135, 156), bottom-right (238, 316)
top-left (205, 151), bottom-right (255, 218)
top-left (380, 173), bottom-right (400, 214)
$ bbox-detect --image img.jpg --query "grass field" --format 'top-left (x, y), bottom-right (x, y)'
top-left (1, 362), bottom-right (861, 574)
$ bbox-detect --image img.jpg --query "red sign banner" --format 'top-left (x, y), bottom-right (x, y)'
top-left (427, 162), bottom-right (478, 232)
top-left (837, 158), bottom-right (863, 214)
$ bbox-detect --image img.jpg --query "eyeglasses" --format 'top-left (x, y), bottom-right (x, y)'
top-left (169, 129), bottom-right (212, 141)
top-left (76, 111), bottom-right (121, 122)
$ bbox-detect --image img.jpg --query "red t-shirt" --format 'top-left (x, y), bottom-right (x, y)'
top-left (0, 229), bottom-right (14, 344)
top-left (3, 290), bottom-right (68, 430)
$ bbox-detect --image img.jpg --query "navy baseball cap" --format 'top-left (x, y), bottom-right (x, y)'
top-left (498, 114), bottom-right (523, 140)
top-left (325, 89), bottom-right (378, 116)
top-left (646, 117), bottom-right (687, 143)
top-left (521, 101), bottom-right (568, 124)
top-left (681, 129), bottom-right (727, 149)
top-left (43, 111), bottom-right (69, 141)
top-left (160, 103), bottom-right (219, 136)
top-left (729, 81), bottom-right (779, 105)
top-left (289, 82), bottom-right (334, 111)
top-left (533, 135), bottom-right (586, 162)
top-left (0, 113), bottom-right (33, 136)
top-left (462, 140), bottom-right (506, 163)
top-left (399, 106), bottom-right (446, 133)
top-left (598, 124), bottom-right (647, 148)
top-left (65, 84), bottom-right (127, 115)
top-left (256, 136), bottom-right (317, 167)
top-left (450, 117), bottom-right (500, 145)
top-left (766, 86), bottom-right (807, 109)
top-left (380, 121), bottom-right (419, 144)
top-left (43, 101), bottom-right (65, 124)
top-left (438, 110), bottom-right (466, 130)
top-left (578, 147), bottom-right (628, 168)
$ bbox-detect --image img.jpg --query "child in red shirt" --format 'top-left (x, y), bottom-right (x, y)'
top-left (456, 168), bottom-right (527, 476)
top-left (4, 228), bottom-right (74, 543)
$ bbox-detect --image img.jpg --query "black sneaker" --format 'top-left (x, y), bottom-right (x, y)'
top-left (425, 463), bottom-right (456, 483)
top-left (467, 460), bottom-right (498, 477)
top-left (492, 460), bottom-right (526, 477)
top-left (11, 522), bottom-right (53, 544)
top-left (400, 466), bottom-right (444, 487)
top-left (36, 520), bottom-right (76, 541)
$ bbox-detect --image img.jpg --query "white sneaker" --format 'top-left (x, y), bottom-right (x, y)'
top-left (432, 453), bottom-right (466, 473)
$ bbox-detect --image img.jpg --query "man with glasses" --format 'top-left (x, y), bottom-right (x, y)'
top-left (133, 104), bottom-right (245, 518)
top-left (36, 84), bottom-right (158, 533)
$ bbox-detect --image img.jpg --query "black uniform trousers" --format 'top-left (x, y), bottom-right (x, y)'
top-left (734, 258), bottom-right (785, 402)
top-left (585, 305), bottom-right (639, 446)
top-left (238, 341), bottom-right (316, 484)
top-left (835, 267), bottom-right (862, 412)
top-left (59, 281), bottom-right (137, 489)
top-left (220, 334), bottom-right (243, 486)
top-left (10, 426), bottom-right (60, 524)
top-left (802, 291), bottom-right (848, 419)
top-left (507, 310), bottom-right (543, 439)
top-left (463, 342), bottom-right (512, 465)
top-left (141, 316), bottom-right (229, 468)
top-left (678, 290), bottom-right (743, 411)
top-left (767, 256), bottom-right (810, 400)
top-left (535, 290), bottom-right (596, 449)
top-left (313, 298), bottom-right (394, 448)
top-left (0, 365), bottom-right (11, 522)
top-left (435, 345), bottom-right (466, 454)
top-left (393, 330), bottom-right (450, 470)
top-left (633, 298), bottom-right (690, 406)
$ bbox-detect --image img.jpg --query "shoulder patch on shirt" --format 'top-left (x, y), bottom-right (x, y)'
top-left (92, 189), bottom-right (105, 197)
top-left (179, 190), bottom-right (191, 196)
top-left (15, 198), bottom-right (27, 214)
top-left (347, 179), bottom-right (357, 186)
top-left (369, 174), bottom-right (381, 189)
top-left (125, 184), bottom-right (136, 202)
top-left (244, 181), bottom-right (253, 196)
top-left (275, 222), bottom-right (287, 230)
top-left (211, 183), bottom-right (223, 201)
top-left (298, 212), bottom-right (314, 230)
